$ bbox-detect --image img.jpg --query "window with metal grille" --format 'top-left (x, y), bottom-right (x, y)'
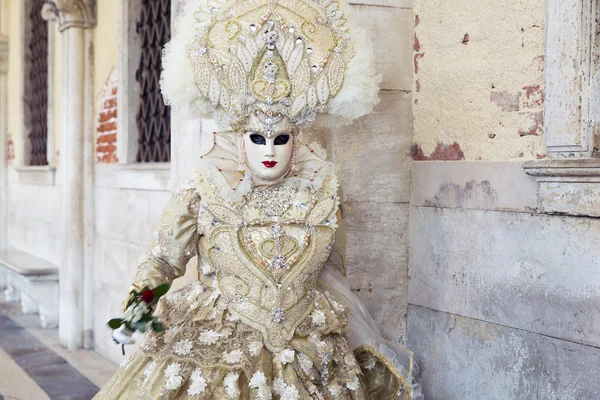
top-left (136, 0), bottom-right (171, 163)
top-left (28, 0), bottom-right (49, 166)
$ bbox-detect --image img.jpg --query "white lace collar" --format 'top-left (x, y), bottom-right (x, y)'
top-left (199, 131), bottom-right (334, 203)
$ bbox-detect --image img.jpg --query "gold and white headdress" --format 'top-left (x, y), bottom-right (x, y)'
top-left (161, 0), bottom-right (381, 135)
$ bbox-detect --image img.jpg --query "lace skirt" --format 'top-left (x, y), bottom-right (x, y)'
top-left (93, 281), bottom-right (372, 400)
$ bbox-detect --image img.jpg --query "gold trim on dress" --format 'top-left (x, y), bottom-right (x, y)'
top-left (354, 344), bottom-right (413, 400)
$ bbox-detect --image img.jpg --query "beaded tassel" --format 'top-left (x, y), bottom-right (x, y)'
top-left (238, 135), bottom-right (246, 172)
top-left (290, 139), bottom-right (298, 176)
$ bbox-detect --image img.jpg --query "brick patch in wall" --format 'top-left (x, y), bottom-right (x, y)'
top-left (488, 69), bottom-right (545, 142)
top-left (518, 111), bottom-right (544, 137)
top-left (96, 68), bottom-right (118, 163)
top-left (521, 84), bottom-right (544, 109)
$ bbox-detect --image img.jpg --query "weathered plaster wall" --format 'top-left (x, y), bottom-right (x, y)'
top-left (404, 1), bottom-right (600, 394)
top-left (0, 0), bottom-right (9, 36)
top-left (93, 0), bottom-right (118, 100)
top-left (409, 305), bottom-right (600, 399)
top-left (6, 171), bottom-right (61, 265)
top-left (413, 0), bottom-right (547, 160)
top-left (408, 160), bottom-right (600, 398)
top-left (92, 164), bottom-right (171, 363)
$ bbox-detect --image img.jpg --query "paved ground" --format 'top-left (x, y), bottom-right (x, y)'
top-left (0, 300), bottom-right (117, 400)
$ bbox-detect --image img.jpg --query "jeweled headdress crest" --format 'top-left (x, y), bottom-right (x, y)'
top-left (161, 0), bottom-right (381, 135)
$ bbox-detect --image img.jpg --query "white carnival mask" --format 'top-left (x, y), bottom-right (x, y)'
top-left (243, 131), bottom-right (294, 181)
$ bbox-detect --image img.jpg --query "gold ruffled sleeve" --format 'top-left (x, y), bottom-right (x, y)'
top-left (128, 183), bottom-right (201, 296)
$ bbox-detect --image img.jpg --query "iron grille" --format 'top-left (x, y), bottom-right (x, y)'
top-left (28, 0), bottom-right (49, 166)
top-left (136, 0), bottom-right (171, 163)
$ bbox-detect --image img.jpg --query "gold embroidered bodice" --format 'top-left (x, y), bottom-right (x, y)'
top-left (131, 167), bottom-right (341, 352)
top-left (200, 170), bottom-right (339, 352)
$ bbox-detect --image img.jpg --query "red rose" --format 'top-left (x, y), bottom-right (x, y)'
top-left (140, 289), bottom-right (154, 304)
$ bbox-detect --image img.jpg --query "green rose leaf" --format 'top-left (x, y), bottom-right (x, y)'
top-left (153, 283), bottom-right (171, 298)
top-left (152, 322), bottom-right (165, 332)
top-left (140, 313), bottom-right (153, 323)
top-left (107, 319), bottom-right (123, 330)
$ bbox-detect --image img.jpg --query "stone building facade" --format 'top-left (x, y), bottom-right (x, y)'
top-left (0, 0), bottom-right (598, 398)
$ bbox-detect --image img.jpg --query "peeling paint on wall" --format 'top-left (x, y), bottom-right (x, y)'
top-left (518, 111), bottom-right (543, 137)
top-left (490, 91), bottom-right (520, 112)
top-left (413, 0), bottom-right (547, 160)
top-left (412, 142), bottom-right (465, 161)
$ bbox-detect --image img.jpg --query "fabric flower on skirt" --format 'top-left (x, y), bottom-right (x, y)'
top-left (249, 371), bottom-right (271, 400)
top-left (310, 310), bottom-right (326, 326)
top-left (346, 375), bottom-right (360, 391)
top-left (164, 362), bottom-right (184, 390)
top-left (143, 360), bottom-right (157, 382)
top-left (198, 329), bottom-right (222, 345)
top-left (279, 348), bottom-right (295, 364)
top-left (281, 385), bottom-right (300, 400)
top-left (248, 340), bottom-right (263, 356)
top-left (224, 372), bottom-right (240, 398)
top-left (327, 383), bottom-right (343, 397)
top-left (173, 339), bottom-right (193, 356)
top-left (223, 349), bottom-right (244, 364)
top-left (273, 378), bottom-right (300, 400)
top-left (188, 368), bottom-right (207, 396)
top-left (249, 371), bottom-right (267, 389)
top-left (273, 378), bottom-right (286, 394)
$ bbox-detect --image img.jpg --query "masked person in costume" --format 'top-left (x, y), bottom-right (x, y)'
top-left (94, 1), bottom-right (422, 399)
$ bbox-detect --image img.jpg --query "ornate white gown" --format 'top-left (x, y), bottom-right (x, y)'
top-left (93, 137), bottom-right (421, 400)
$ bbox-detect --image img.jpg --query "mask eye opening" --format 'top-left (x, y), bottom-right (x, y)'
top-left (274, 134), bottom-right (291, 146)
top-left (249, 133), bottom-right (266, 145)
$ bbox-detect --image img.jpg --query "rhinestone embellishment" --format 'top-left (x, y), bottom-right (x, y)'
top-left (271, 254), bottom-right (288, 270)
top-left (246, 185), bottom-right (296, 217)
top-left (271, 308), bottom-right (286, 323)
top-left (269, 225), bottom-right (290, 271)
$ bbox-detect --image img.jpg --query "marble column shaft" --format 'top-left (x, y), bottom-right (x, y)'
top-left (43, 0), bottom-right (96, 350)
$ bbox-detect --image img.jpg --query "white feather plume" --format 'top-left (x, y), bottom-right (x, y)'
top-left (160, 0), bottom-right (213, 119)
top-left (326, 0), bottom-right (382, 125)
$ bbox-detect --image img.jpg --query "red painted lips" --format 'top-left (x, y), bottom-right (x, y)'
top-left (262, 161), bottom-right (278, 168)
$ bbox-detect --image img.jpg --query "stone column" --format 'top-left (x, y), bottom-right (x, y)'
top-left (523, 0), bottom-right (600, 216)
top-left (0, 35), bottom-right (8, 251)
top-left (42, 0), bottom-right (96, 350)
top-left (543, 0), bottom-right (597, 157)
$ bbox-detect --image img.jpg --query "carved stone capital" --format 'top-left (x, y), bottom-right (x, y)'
top-left (523, 159), bottom-right (600, 217)
top-left (42, 0), bottom-right (96, 32)
top-left (0, 35), bottom-right (8, 74)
